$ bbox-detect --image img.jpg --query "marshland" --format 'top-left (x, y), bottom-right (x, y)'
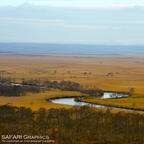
top-left (0, 52), bottom-right (144, 143)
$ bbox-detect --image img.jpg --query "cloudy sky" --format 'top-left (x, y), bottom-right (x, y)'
top-left (0, 0), bottom-right (144, 44)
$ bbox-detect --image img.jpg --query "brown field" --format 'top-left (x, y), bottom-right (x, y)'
top-left (82, 94), bottom-right (144, 111)
top-left (0, 90), bottom-right (87, 111)
top-left (0, 53), bottom-right (144, 110)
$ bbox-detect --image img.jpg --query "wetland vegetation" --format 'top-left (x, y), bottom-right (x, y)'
top-left (0, 54), bottom-right (144, 144)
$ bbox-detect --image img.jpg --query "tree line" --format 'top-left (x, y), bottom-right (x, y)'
top-left (0, 105), bottom-right (144, 144)
top-left (0, 84), bottom-right (40, 96)
top-left (23, 79), bottom-right (81, 91)
top-left (23, 79), bottom-right (103, 96)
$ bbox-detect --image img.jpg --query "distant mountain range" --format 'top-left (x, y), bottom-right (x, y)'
top-left (0, 43), bottom-right (144, 54)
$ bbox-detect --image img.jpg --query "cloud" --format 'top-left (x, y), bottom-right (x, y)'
top-left (65, 24), bottom-right (121, 30)
top-left (65, 25), bottom-right (108, 30)
top-left (0, 2), bottom-right (144, 44)
top-left (0, 17), bottom-right (122, 31)
top-left (0, 17), bottom-right (64, 25)
top-left (54, 4), bottom-right (144, 9)
top-left (2, 1), bottom-right (144, 10)
top-left (1, 0), bottom-right (144, 10)
top-left (22, 1), bottom-right (144, 10)
top-left (124, 20), bottom-right (144, 24)
top-left (116, 39), bottom-right (144, 45)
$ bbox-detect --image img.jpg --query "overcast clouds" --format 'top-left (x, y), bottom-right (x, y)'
top-left (0, 1), bottom-right (144, 44)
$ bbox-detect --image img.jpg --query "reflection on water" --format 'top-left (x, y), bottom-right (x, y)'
top-left (101, 92), bottom-right (128, 99)
top-left (51, 92), bottom-right (130, 111)
top-left (51, 98), bottom-right (106, 108)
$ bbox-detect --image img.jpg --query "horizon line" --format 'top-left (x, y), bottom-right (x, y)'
top-left (0, 42), bottom-right (144, 46)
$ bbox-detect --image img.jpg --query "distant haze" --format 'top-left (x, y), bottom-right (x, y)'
top-left (0, 2), bottom-right (144, 45)
top-left (0, 43), bottom-right (144, 54)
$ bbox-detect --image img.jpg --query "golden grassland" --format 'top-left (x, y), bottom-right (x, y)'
top-left (0, 90), bottom-right (138, 114)
top-left (82, 93), bottom-right (144, 111)
top-left (0, 53), bottom-right (144, 111)
top-left (0, 90), bottom-right (87, 111)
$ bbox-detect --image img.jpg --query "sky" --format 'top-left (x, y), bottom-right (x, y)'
top-left (1, 0), bottom-right (144, 6)
top-left (0, 0), bottom-right (144, 44)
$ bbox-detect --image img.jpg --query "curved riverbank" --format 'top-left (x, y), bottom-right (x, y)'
top-left (2, 81), bottom-right (143, 112)
top-left (51, 96), bottom-right (144, 112)
top-left (79, 98), bottom-right (144, 112)
top-left (50, 92), bottom-right (144, 112)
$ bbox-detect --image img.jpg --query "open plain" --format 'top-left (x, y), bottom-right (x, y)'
top-left (0, 53), bottom-right (144, 111)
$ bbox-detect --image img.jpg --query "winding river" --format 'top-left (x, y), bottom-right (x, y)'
top-left (50, 92), bottom-right (143, 112)
top-left (1, 81), bottom-right (143, 112)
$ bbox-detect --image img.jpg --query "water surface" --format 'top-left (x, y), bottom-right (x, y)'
top-left (51, 92), bottom-right (134, 111)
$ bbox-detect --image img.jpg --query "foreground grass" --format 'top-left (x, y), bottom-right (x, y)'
top-left (82, 93), bottom-right (144, 111)
top-left (0, 90), bottom-right (87, 111)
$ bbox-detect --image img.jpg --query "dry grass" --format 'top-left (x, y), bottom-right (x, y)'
top-left (0, 90), bottom-right (86, 111)
top-left (82, 94), bottom-right (144, 111)
top-left (1, 54), bottom-right (144, 93)
top-left (0, 53), bottom-right (144, 110)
